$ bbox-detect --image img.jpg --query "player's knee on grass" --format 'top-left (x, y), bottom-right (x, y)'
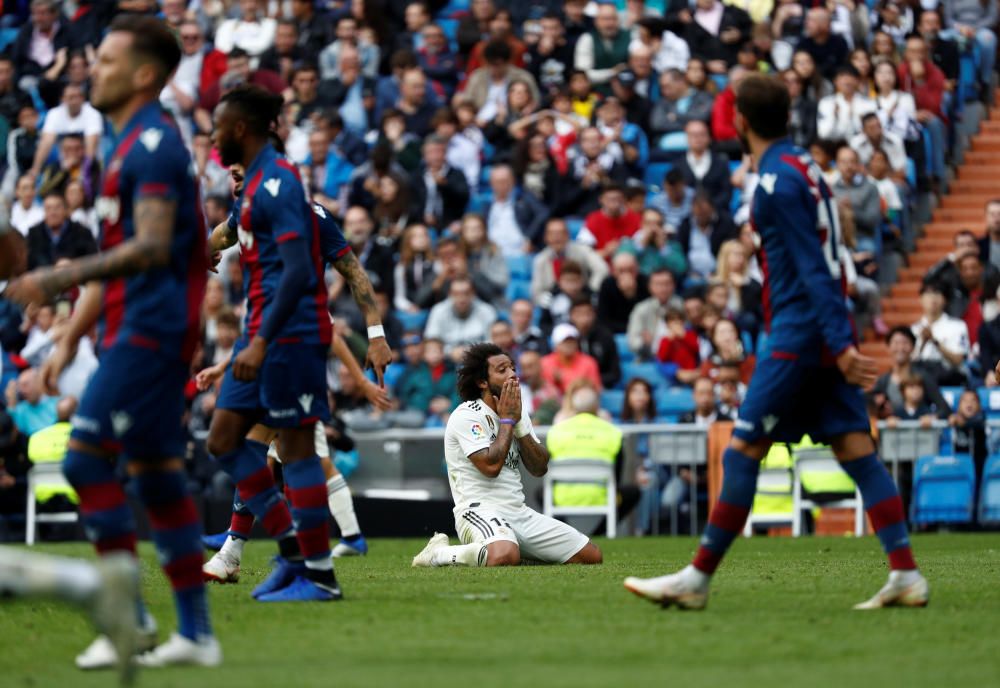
top-left (567, 541), bottom-right (602, 565)
top-left (486, 541), bottom-right (521, 566)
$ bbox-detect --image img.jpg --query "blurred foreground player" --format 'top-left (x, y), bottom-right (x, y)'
top-left (623, 74), bottom-right (928, 611)
top-left (412, 343), bottom-right (602, 567)
top-left (6, 16), bottom-right (219, 666)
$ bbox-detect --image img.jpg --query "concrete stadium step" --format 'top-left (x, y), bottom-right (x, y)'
top-left (915, 237), bottom-right (960, 251)
top-left (962, 151), bottom-right (1000, 165)
top-left (957, 166), bottom-right (1000, 180)
top-left (889, 282), bottom-right (922, 298)
top-left (945, 178), bottom-right (1000, 191)
top-left (941, 195), bottom-right (996, 210)
top-left (971, 136), bottom-right (1000, 152)
top-left (933, 207), bottom-right (987, 221)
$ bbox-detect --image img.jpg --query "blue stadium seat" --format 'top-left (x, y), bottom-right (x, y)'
top-left (979, 454), bottom-right (1000, 524)
top-left (910, 454), bottom-right (976, 525)
top-left (940, 386), bottom-right (964, 411)
top-left (478, 164), bottom-right (492, 192)
top-left (620, 362), bottom-right (666, 390)
top-left (655, 386), bottom-right (695, 417)
top-left (614, 333), bottom-right (633, 363)
top-left (566, 217), bottom-right (584, 240)
top-left (0, 28), bottom-right (17, 53)
top-left (468, 190), bottom-right (493, 214)
top-left (395, 309), bottom-right (429, 332)
top-left (506, 279), bottom-right (532, 303)
top-left (383, 362), bottom-right (407, 390)
top-left (438, 18), bottom-right (459, 46)
top-left (600, 389), bottom-right (626, 417)
top-left (977, 388), bottom-right (1000, 418)
top-left (505, 254), bottom-right (532, 280)
top-left (644, 162), bottom-right (672, 191)
top-left (436, 0), bottom-right (470, 17)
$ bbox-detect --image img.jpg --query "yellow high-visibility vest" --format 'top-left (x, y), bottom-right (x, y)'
top-left (27, 422), bottom-right (78, 504)
top-left (546, 413), bottom-right (623, 506)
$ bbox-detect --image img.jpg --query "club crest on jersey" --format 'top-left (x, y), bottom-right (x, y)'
top-left (470, 423), bottom-right (485, 439)
top-left (110, 411), bottom-right (132, 438)
top-left (298, 394), bottom-right (313, 413)
top-left (95, 196), bottom-right (120, 225)
top-left (140, 128), bottom-right (163, 152)
top-left (264, 178), bottom-right (281, 197)
top-left (759, 173), bottom-right (777, 195)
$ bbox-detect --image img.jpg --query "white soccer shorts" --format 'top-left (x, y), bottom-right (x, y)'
top-left (454, 503), bottom-right (590, 564)
top-left (267, 422), bottom-right (331, 463)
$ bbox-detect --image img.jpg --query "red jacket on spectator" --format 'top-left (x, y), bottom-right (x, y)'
top-left (465, 35), bottom-right (527, 73)
top-left (897, 60), bottom-right (947, 121)
top-left (581, 209), bottom-right (641, 253)
top-left (711, 86), bottom-right (738, 143)
top-left (198, 49), bottom-right (229, 107)
top-left (656, 330), bottom-right (700, 369)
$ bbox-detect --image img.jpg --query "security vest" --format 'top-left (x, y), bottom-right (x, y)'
top-left (546, 412), bottom-right (623, 506)
top-left (794, 435), bottom-right (855, 494)
top-left (27, 421), bottom-right (78, 504)
top-left (750, 442), bottom-right (793, 517)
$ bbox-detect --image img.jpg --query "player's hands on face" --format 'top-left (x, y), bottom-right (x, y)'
top-left (836, 346), bottom-right (878, 390)
top-left (362, 378), bottom-right (392, 410)
top-left (497, 377), bottom-right (522, 422)
top-left (366, 337), bottom-right (393, 388)
top-left (233, 336), bottom-right (267, 381)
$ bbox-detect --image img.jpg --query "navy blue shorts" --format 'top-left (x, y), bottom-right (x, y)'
top-left (733, 352), bottom-right (871, 445)
top-left (215, 339), bottom-right (330, 428)
top-left (70, 342), bottom-right (188, 460)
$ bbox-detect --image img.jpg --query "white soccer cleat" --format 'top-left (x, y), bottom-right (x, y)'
top-left (202, 552), bottom-right (240, 584)
top-left (853, 570), bottom-right (929, 610)
top-left (75, 618), bottom-right (158, 671)
top-left (88, 554), bottom-right (140, 683)
top-left (624, 567), bottom-right (710, 610)
top-left (134, 633), bottom-right (222, 668)
top-left (411, 532), bottom-right (450, 567)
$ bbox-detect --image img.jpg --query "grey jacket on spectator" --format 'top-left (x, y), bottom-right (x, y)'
top-left (831, 174), bottom-right (883, 241)
top-left (943, 0), bottom-right (998, 29)
top-left (530, 242), bottom-right (608, 300)
top-left (463, 67), bottom-right (541, 111)
top-left (424, 298), bottom-right (498, 352)
top-left (648, 88), bottom-right (714, 137)
top-left (626, 294), bottom-right (684, 360)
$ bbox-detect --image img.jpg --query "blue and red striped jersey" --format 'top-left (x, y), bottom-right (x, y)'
top-left (235, 143), bottom-right (332, 345)
top-left (227, 197), bottom-right (351, 265)
top-left (96, 101), bottom-right (208, 363)
top-left (750, 138), bottom-right (855, 362)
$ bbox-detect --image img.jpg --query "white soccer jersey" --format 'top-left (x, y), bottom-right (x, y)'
top-left (444, 400), bottom-right (538, 513)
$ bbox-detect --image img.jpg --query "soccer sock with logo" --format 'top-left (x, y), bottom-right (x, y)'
top-left (692, 448), bottom-right (760, 575)
top-left (327, 474), bottom-right (361, 538)
top-left (430, 543), bottom-right (488, 567)
top-left (216, 440), bottom-right (300, 559)
top-left (228, 487), bottom-right (254, 541)
top-left (283, 456), bottom-right (337, 586)
top-left (63, 447), bottom-right (152, 626)
top-left (840, 452), bottom-right (917, 570)
top-left (134, 470), bottom-right (211, 641)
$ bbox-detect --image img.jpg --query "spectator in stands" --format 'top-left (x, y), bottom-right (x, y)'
top-left (458, 213), bottom-right (508, 306)
top-left (560, 126), bottom-right (628, 217)
top-left (594, 96), bottom-right (649, 178)
top-left (214, 0), bottom-right (276, 57)
top-left (10, 0), bottom-right (74, 88)
top-left (258, 20), bottom-right (304, 84)
top-left (886, 375), bottom-right (938, 428)
top-left (289, 0), bottom-right (329, 58)
top-left (202, 309), bottom-right (240, 369)
top-left (681, 376), bottom-right (734, 426)
top-left (898, 35), bottom-right (948, 174)
top-left (26, 192), bottom-right (97, 270)
top-left (579, 183), bottom-right (642, 261)
top-left (423, 277), bottom-right (498, 355)
top-left (832, 146), bottom-right (883, 256)
top-left (465, 7), bottom-right (527, 73)
top-left (518, 348), bottom-right (560, 422)
top-left (677, 190), bottom-right (737, 281)
top-left (198, 48), bottom-right (285, 120)
top-left (393, 224), bottom-right (436, 313)
top-left (709, 65), bottom-right (746, 159)
top-left (414, 236), bottom-right (486, 309)
top-left (321, 15), bottom-right (381, 81)
top-left (781, 69), bottom-right (819, 148)
top-left (817, 65), bottom-right (875, 141)
top-left (286, 63), bottom-right (325, 127)
top-left (29, 84), bottom-right (101, 180)
top-left (871, 326), bottom-right (951, 418)
top-left (432, 107), bottom-right (481, 190)
top-left (478, 80), bottom-right (540, 159)
top-left (411, 135), bottom-right (470, 231)
top-left (538, 258), bottom-right (591, 334)
top-left (525, 12), bottom-right (574, 96)
top-left (65, 180), bottom-right (97, 239)
top-left (342, 206), bottom-right (395, 298)
top-left (530, 218), bottom-right (608, 300)
top-left (872, 61), bottom-right (919, 146)
top-left (951, 389), bottom-right (989, 481)
top-left (396, 336), bottom-right (459, 424)
top-left (2, 104), bottom-right (40, 198)
top-left (798, 6), bottom-right (849, 80)
top-left (569, 297), bottom-right (621, 390)
top-left (684, 0), bottom-right (752, 73)
top-left (649, 68), bottom-right (714, 143)
top-left (626, 267), bottom-right (684, 362)
top-left (301, 128), bottom-right (353, 217)
top-left (597, 252), bottom-right (650, 335)
top-left (485, 163), bottom-right (548, 256)
top-left (321, 45), bottom-right (377, 136)
top-left (917, 9), bottom-right (960, 86)
top-left (510, 130), bottom-right (560, 209)
top-left (620, 207), bottom-right (688, 278)
top-left (541, 323), bottom-right (603, 395)
top-left (656, 307), bottom-right (701, 383)
top-left (0, 55), bottom-right (31, 131)
top-left (4, 368), bottom-right (58, 436)
top-left (36, 133), bottom-right (99, 202)
top-left (417, 23), bottom-right (459, 99)
top-left (927, 231), bottom-right (989, 305)
top-left (911, 281), bottom-right (970, 386)
top-left (10, 175), bottom-right (44, 236)
top-left (944, 0), bottom-right (997, 102)
top-left (698, 317), bottom-right (756, 385)
top-left (0, 409), bottom-right (30, 518)
top-left (372, 171), bottom-right (414, 237)
top-left (851, 113), bottom-right (907, 178)
top-left (792, 49), bottom-right (834, 103)
top-left (573, 2), bottom-right (630, 94)
top-left (509, 298), bottom-right (549, 356)
top-left (648, 167), bottom-right (695, 231)
top-left (463, 39), bottom-right (540, 113)
top-left (713, 239), bottom-right (762, 334)
top-left (394, 67), bottom-right (436, 138)
top-left (953, 252), bottom-right (989, 346)
top-left (676, 119), bottom-right (733, 212)
top-left (978, 199), bottom-right (1000, 270)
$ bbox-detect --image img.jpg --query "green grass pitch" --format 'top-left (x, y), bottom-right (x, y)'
top-left (1, 534), bottom-right (998, 687)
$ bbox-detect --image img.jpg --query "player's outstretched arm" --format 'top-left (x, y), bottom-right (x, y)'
top-left (332, 250), bottom-right (392, 385)
top-left (4, 198), bottom-right (177, 308)
top-left (210, 219), bottom-right (237, 253)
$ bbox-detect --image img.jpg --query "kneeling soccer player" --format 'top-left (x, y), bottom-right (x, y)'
top-left (412, 343), bottom-right (602, 567)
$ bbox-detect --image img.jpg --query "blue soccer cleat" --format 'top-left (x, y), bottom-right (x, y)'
top-left (251, 556), bottom-right (306, 599)
top-left (332, 535), bottom-right (368, 557)
top-left (201, 532), bottom-right (229, 552)
top-left (256, 575), bottom-right (343, 602)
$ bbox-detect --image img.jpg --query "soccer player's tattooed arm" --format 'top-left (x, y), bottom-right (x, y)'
top-left (516, 432), bottom-right (549, 478)
top-left (210, 219), bottom-right (238, 252)
top-left (4, 198), bottom-right (177, 307)
top-left (468, 378), bottom-right (522, 479)
top-left (332, 250), bottom-right (392, 385)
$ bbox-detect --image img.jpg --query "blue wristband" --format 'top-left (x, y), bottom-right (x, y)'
top-left (499, 418), bottom-right (516, 426)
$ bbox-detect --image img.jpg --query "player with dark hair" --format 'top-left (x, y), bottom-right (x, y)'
top-left (411, 343), bottom-right (602, 568)
top-left (6, 15), bottom-right (218, 667)
top-left (204, 84), bottom-right (342, 602)
top-left (624, 74), bottom-right (928, 611)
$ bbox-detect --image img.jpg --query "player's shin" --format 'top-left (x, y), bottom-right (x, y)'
top-left (691, 448), bottom-right (760, 575)
top-left (216, 440), bottom-right (300, 559)
top-left (840, 452), bottom-right (918, 570)
top-left (134, 470), bottom-right (213, 641)
top-left (283, 456), bottom-right (338, 587)
top-left (327, 474), bottom-right (361, 538)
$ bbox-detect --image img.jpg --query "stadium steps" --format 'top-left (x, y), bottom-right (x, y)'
top-left (865, 103), bottom-right (1000, 370)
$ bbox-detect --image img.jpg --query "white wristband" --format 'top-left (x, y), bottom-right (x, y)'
top-left (514, 418), bottom-right (532, 438)
top-left (367, 325), bottom-right (385, 340)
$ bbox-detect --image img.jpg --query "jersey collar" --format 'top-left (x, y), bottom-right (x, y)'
top-left (757, 136), bottom-right (794, 169)
top-left (245, 142), bottom-right (278, 184)
top-left (111, 100), bottom-right (162, 144)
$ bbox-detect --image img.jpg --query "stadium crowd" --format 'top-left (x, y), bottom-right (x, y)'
top-left (0, 0), bottom-right (999, 533)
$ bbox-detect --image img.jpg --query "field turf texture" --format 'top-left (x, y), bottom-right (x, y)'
top-left (1, 534), bottom-right (998, 687)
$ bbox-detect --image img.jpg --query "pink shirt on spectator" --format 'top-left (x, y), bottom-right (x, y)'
top-left (540, 351), bottom-right (603, 394)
